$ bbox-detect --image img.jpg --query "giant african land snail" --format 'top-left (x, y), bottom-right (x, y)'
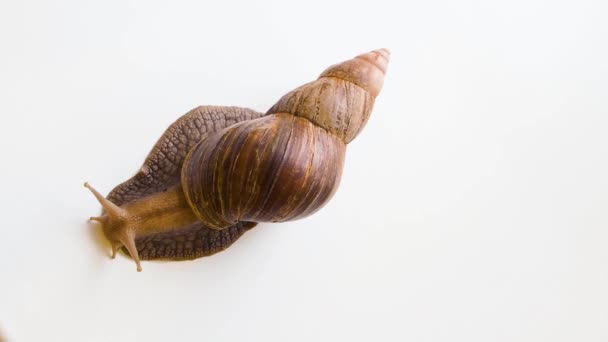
top-left (85, 48), bottom-right (390, 271)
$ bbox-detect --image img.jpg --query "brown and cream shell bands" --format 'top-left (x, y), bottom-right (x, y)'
top-left (268, 48), bottom-right (389, 143)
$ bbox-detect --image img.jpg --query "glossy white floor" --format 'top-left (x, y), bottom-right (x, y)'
top-left (1, 0), bottom-right (607, 341)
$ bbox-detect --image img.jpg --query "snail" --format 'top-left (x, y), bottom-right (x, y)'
top-left (85, 48), bottom-right (390, 271)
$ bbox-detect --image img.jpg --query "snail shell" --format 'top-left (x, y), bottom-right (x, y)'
top-left (182, 49), bottom-right (389, 229)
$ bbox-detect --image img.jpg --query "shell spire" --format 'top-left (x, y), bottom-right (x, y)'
top-left (267, 48), bottom-right (390, 143)
top-left (320, 48), bottom-right (390, 98)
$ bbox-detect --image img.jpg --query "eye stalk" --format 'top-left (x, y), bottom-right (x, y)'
top-left (85, 182), bottom-right (141, 272)
top-left (85, 182), bottom-right (199, 272)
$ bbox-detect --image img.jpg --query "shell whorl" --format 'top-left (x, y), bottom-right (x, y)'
top-left (182, 114), bottom-right (345, 229)
top-left (320, 48), bottom-right (389, 98)
top-left (267, 49), bottom-right (390, 143)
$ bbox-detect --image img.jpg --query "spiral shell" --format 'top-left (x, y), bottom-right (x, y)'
top-left (182, 49), bottom-right (389, 229)
top-left (267, 49), bottom-right (389, 143)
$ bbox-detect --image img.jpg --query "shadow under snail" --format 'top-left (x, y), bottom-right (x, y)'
top-left (85, 48), bottom-right (390, 271)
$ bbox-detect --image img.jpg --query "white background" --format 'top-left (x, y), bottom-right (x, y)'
top-left (0, 0), bottom-right (607, 341)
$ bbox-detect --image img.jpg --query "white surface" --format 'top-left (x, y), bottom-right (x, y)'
top-left (1, 0), bottom-right (607, 341)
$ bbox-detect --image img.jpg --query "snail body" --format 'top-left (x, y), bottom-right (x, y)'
top-left (86, 49), bottom-right (390, 271)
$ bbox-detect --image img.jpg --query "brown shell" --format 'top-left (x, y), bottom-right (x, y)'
top-left (182, 113), bottom-right (346, 229)
top-left (181, 49), bottom-right (389, 229)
